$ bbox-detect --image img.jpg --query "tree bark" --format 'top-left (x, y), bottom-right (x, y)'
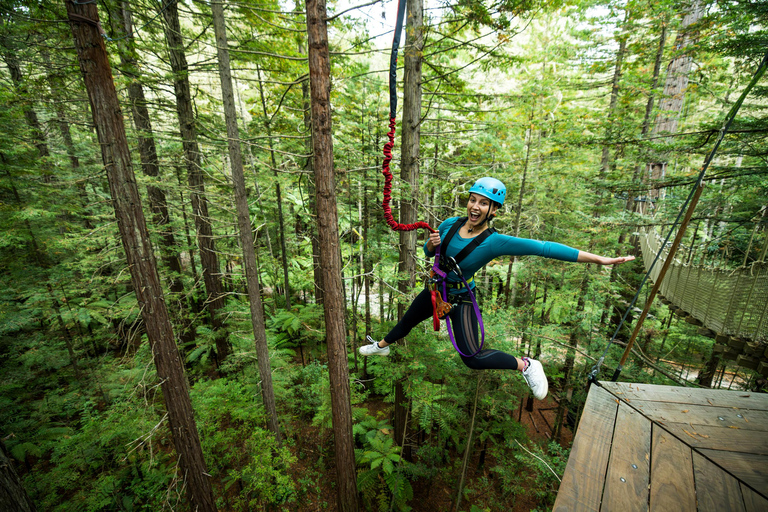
top-left (256, 65), bottom-right (292, 309)
top-left (161, 0), bottom-right (229, 364)
top-left (118, 2), bottom-right (185, 298)
top-left (397, 0), bottom-right (424, 304)
top-left (647, 0), bottom-right (703, 199)
top-left (305, 0), bottom-right (358, 508)
top-left (393, 0), bottom-right (424, 463)
top-left (296, 19), bottom-right (324, 305)
top-left (210, 0), bottom-right (282, 444)
top-left (64, 3), bottom-right (216, 510)
top-left (504, 110), bottom-right (533, 306)
top-left (0, 441), bottom-right (36, 512)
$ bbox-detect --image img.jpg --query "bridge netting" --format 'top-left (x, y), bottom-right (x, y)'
top-left (640, 227), bottom-right (768, 343)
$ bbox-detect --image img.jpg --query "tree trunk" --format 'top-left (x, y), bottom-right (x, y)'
top-left (454, 377), bottom-right (481, 512)
top-left (297, 21), bottom-right (324, 305)
top-left (504, 113), bottom-right (533, 306)
top-left (393, 0), bottom-right (424, 463)
top-left (647, 1), bottom-right (703, 199)
top-left (597, 8), bottom-right (629, 193)
top-left (305, 0), bottom-right (358, 509)
top-left (0, 441), bottom-right (36, 512)
top-left (47, 284), bottom-right (81, 378)
top-left (161, 0), bottom-right (229, 364)
top-left (256, 65), bottom-right (292, 309)
top-left (118, 2), bottom-right (185, 298)
top-left (64, 4), bottom-right (216, 510)
top-left (0, 21), bottom-right (50, 164)
top-left (210, 0), bottom-right (282, 444)
top-left (398, 0), bottom-right (424, 303)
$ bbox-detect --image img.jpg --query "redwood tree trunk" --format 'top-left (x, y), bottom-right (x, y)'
top-left (161, 0), bottom-right (229, 364)
top-left (64, 2), bottom-right (216, 510)
top-left (118, 2), bottom-right (185, 297)
top-left (647, 0), bottom-right (703, 199)
top-left (0, 442), bottom-right (36, 512)
top-left (297, 24), bottom-right (324, 305)
top-left (394, 0), bottom-right (424, 462)
top-left (306, 0), bottom-right (358, 508)
top-left (210, 0), bottom-right (282, 443)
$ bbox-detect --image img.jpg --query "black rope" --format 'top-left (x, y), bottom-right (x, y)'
top-left (588, 50), bottom-right (768, 385)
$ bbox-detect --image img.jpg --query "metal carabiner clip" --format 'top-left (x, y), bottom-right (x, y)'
top-left (445, 256), bottom-right (462, 278)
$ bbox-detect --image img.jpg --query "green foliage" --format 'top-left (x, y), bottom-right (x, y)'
top-left (513, 441), bottom-right (570, 506)
top-left (355, 415), bottom-right (413, 512)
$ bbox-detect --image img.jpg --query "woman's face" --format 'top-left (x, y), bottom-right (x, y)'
top-left (466, 193), bottom-right (497, 228)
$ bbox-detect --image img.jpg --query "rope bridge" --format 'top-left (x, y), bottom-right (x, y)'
top-left (639, 227), bottom-right (768, 374)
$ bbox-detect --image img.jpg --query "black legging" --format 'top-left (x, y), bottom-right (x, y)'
top-left (383, 288), bottom-right (520, 370)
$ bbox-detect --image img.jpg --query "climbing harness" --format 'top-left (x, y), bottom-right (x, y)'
top-left (428, 218), bottom-right (496, 357)
top-left (588, 50), bottom-right (768, 386)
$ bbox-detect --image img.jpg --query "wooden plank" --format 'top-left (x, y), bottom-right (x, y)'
top-left (627, 401), bottom-right (768, 432)
top-left (553, 386), bottom-right (619, 512)
top-left (698, 449), bottom-right (768, 499)
top-left (649, 425), bottom-right (696, 511)
top-left (742, 483), bottom-right (768, 512)
top-left (692, 451), bottom-right (746, 512)
top-left (662, 422), bottom-right (768, 455)
top-left (601, 403), bottom-right (650, 512)
top-left (600, 382), bottom-right (768, 411)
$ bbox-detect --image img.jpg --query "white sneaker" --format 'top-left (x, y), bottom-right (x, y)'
top-left (359, 336), bottom-right (390, 356)
top-left (522, 358), bottom-right (548, 400)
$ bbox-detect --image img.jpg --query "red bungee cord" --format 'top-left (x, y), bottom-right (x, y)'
top-left (381, 0), bottom-right (435, 234)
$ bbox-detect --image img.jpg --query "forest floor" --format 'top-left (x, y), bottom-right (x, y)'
top-left (286, 393), bottom-right (573, 512)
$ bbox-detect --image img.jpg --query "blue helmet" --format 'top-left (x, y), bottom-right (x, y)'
top-left (469, 177), bottom-right (506, 207)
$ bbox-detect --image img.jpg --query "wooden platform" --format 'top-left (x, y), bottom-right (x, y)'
top-left (553, 382), bottom-right (768, 511)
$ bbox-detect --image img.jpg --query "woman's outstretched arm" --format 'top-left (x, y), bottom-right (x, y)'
top-left (576, 251), bottom-right (635, 266)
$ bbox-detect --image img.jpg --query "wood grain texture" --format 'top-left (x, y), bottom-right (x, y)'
top-left (649, 425), bottom-right (696, 511)
top-left (600, 382), bottom-right (768, 411)
top-left (553, 386), bottom-right (618, 512)
top-left (693, 451), bottom-right (746, 512)
top-left (698, 449), bottom-right (768, 500)
top-left (661, 422), bottom-right (768, 455)
top-left (627, 401), bottom-right (768, 432)
top-left (741, 483), bottom-right (768, 512)
top-left (602, 403), bottom-right (651, 512)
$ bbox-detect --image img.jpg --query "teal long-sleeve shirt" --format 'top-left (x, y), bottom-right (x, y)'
top-left (424, 217), bottom-right (580, 292)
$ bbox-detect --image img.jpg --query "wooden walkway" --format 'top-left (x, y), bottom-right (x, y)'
top-left (553, 382), bottom-right (768, 511)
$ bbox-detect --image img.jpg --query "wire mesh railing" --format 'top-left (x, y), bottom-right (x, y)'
top-left (640, 228), bottom-right (768, 342)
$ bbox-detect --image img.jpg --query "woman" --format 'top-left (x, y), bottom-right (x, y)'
top-left (360, 177), bottom-right (634, 400)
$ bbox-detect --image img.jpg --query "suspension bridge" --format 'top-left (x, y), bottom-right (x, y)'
top-left (639, 227), bottom-right (768, 377)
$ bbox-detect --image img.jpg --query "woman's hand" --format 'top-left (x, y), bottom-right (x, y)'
top-left (603, 255), bottom-right (635, 266)
top-left (577, 252), bottom-right (636, 266)
top-left (426, 231), bottom-right (442, 252)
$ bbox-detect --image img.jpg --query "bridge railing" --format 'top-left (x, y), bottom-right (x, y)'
top-left (640, 228), bottom-right (768, 342)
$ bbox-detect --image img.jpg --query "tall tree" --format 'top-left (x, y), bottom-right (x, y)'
top-left (646, 0), bottom-right (704, 201)
top-left (116, 2), bottom-right (185, 298)
top-left (305, 0), bottom-right (358, 508)
top-left (64, 2), bottom-right (216, 510)
top-left (393, 0), bottom-right (425, 461)
top-left (210, 0), bottom-right (282, 443)
top-left (160, 0), bottom-right (230, 365)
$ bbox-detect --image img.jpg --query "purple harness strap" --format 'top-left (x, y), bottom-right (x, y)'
top-left (432, 244), bottom-right (485, 358)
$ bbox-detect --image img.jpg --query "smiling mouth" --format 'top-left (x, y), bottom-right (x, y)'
top-left (469, 212), bottom-right (481, 222)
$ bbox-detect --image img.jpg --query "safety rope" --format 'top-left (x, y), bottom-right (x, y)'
top-left (380, 0), bottom-right (435, 234)
top-left (588, 50), bottom-right (768, 386)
